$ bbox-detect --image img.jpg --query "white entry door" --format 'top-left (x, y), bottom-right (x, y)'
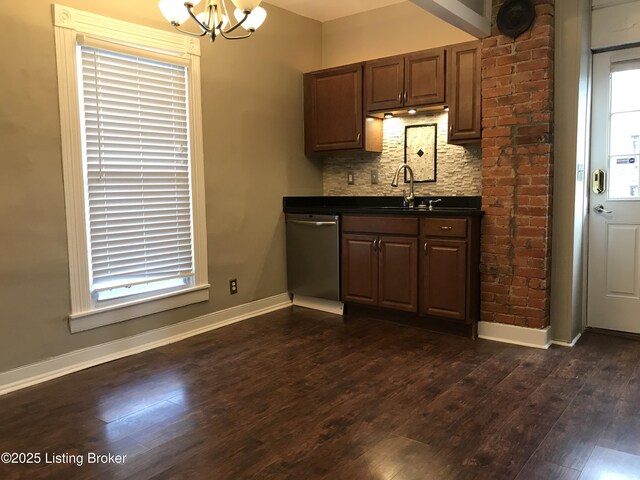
top-left (588, 48), bottom-right (640, 333)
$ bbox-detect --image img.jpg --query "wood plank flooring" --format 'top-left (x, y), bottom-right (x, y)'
top-left (1, 307), bottom-right (640, 479)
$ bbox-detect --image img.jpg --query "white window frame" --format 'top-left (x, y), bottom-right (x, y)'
top-left (53, 5), bottom-right (209, 333)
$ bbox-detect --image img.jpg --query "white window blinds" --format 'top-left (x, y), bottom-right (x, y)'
top-left (78, 45), bottom-right (195, 301)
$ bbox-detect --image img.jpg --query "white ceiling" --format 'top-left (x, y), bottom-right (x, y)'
top-left (265, 0), bottom-right (407, 22)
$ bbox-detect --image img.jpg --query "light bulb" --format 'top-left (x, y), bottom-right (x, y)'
top-left (234, 6), bottom-right (266, 31)
top-left (196, 11), bottom-right (211, 29)
top-left (215, 13), bottom-right (229, 33)
top-left (159, 0), bottom-right (191, 24)
top-left (231, 0), bottom-right (262, 11)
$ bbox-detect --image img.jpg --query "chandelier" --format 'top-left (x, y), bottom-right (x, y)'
top-left (159, 0), bottom-right (267, 42)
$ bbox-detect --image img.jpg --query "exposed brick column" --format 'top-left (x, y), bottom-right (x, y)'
top-left (480, 0), bottom-right (554, 329)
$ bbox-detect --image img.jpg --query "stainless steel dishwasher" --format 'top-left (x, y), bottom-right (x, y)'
top-left (285, 213), bottom-right (343, 314)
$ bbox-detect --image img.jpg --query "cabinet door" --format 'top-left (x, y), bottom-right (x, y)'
top-left (420, 238), bottom-right (467, 321)
top-left (404, 48), bottom-right (446, 107)
top-left (379, 236), bottom-right (418, 312)
top-left (447, 41), bottom-right (482, 144)
top-left (304, 64), bottom-right (363, 153)
top-left (342, 234), bottom-right (378, 306)
top-left (365, 57), bottom-right (404, 113)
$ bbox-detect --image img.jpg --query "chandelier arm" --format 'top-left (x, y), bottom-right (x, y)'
top-left (172, 24), bottom-right (209, 37)
top-left (218, 30), bottom-right (253, 40)
top-left (185, 3), bottom-right (213, 33)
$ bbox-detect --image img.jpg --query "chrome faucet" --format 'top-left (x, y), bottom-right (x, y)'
top-left (391, 164), bottom-right (415, 208)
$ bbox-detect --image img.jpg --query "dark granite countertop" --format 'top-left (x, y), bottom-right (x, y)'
top-left (283, 196), bottom-right (484, 217)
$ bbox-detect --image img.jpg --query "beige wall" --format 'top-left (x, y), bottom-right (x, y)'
top-left (321, 2), bottom-right (475, 68)
top-left (0, 0), bottom-right (323, 372)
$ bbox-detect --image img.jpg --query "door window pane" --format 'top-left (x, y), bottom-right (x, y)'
top-left (609, 155), bottom-right (639, 199)
top-left (610, 111), bottom-right (640, 156)
top-left (609, 66), bottom-right (640, 199)
top-left (611, 69), bottom-right (640, 112)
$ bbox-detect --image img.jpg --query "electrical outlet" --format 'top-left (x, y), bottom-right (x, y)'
top-left (347, 171), bottom-right (355, 185)
top-left (371, 170), bottom-right (378, 184)
top-left (229, 278), bottom-right (238, 295)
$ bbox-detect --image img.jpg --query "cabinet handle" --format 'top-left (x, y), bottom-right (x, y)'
top-left (373, 238), bottom-right (379, 252)
top-left (356, 133), bottom-right (361, 143)
top-left (423, 241), bottom-right (428, 255)
top-left (440, 226), bottom-right (453, 231)
top-left (398, 92), bottom-right (402, 103)
top-left (376, 239), bottom-right (382, 251)
top-left (404, 91), bottom-right (408, 103)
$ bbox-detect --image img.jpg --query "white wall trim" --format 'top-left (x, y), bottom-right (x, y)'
top-left (53, 4), bottom-right (199, 56)
top-left (551, 332), bottom-right (582, 347)
top-left (478, 321), bottom-right (551, 349)
top-left (0, 293), bottom-right (292, 397)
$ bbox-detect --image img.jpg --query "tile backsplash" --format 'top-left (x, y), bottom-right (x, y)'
top-left (322, 111), bottom-right (482, 196)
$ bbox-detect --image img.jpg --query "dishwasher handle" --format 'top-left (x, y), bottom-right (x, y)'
top-left (289, 219), bottom-right (338, 227)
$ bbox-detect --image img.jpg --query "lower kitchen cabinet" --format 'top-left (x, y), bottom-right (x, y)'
top-left (342, 216), bottom-right (419, 313)
top-left (378, 236), bottom-right (418, 312)
top-left (341, 214), bottom-right (481, 326)
top-left (420, 238), bottom-right (467, 321)
top-left (420, 216), bottom-right (480, 324)
top-left (342, 233), bottom-right (378, 306)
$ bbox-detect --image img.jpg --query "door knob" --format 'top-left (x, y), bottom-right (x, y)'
top-left (593, 204), bottom-right (613, 214)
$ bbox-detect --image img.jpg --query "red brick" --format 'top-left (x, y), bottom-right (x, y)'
top-left (484, 65), bottom-right (515, 77)
top-left (494, 314), bottom-right (517, 325)
top-left (484, 85), bottom-right (514, 99)
top-left (516, 58), bottom-right (552, 73)
top-left (515, 37), bottom-right (550, 52)
top-left (532, 47), bottom-right (553, 60)
top-left (484, 45), bottom-right (514, 58)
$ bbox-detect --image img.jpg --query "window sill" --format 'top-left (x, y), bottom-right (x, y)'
top-left (68, 284), bottom-right (210, 333)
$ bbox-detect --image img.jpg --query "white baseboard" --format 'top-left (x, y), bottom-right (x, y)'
top-left (478, 321), bottom-right (551, 349)
top-left (0, 293), bottom-right (292, 396)
top-left (551, 332), bottom-right (582, 347)
top-left (292, 294), bottom-right (344, 315)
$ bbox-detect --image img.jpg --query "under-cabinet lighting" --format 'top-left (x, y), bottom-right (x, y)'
top-left (384, 113), bottom-right (394, 119)
top-left (407, 109), bottom-right (417, 115)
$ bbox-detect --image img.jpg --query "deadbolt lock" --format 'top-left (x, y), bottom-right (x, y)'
top-left (592, 169), bottom-right (607, 194)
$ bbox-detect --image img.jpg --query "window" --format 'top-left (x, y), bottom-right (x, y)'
top-left (54, 6), bottom-right (208, 332)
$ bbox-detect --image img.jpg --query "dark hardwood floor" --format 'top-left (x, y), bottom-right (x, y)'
top-left (1, 307), bottom-right (640, 480)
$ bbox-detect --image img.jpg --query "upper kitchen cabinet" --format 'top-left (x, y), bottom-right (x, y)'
top-left (447, 41), bottom-right (482, 144)
top-left (365, 48), bottom-right (446, 114)
top-left (304, 64), bottom-right (382, 154)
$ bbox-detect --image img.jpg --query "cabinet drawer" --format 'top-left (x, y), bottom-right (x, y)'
top-left (421, 218), bottom-right (467, 238)
top-left (342, 216), bottom-right (418, 235)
